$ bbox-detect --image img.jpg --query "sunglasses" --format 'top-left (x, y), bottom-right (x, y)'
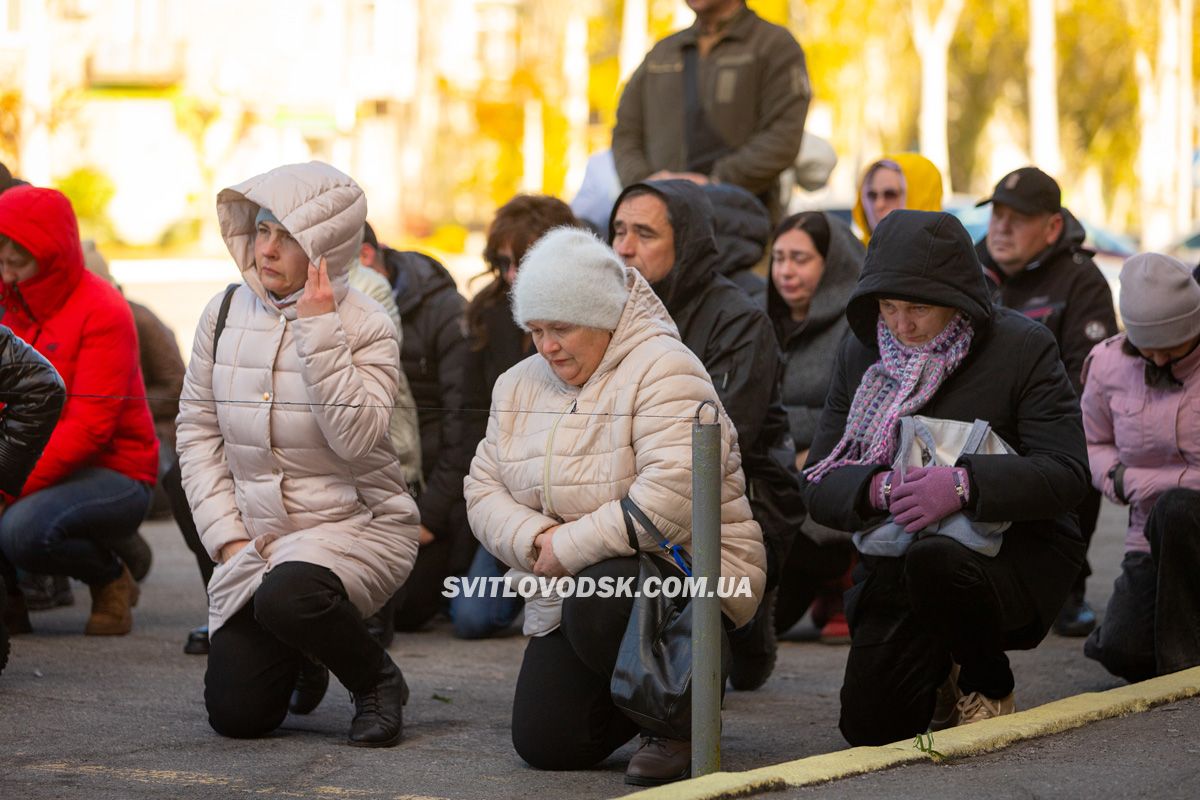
top-left (866, 189), bottom-right (902, 202)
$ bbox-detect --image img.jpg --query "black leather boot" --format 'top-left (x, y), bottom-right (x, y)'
top-left (289, 658), bottom-right (330, 715)
top-left (184, 624), bottom-right (209, 655)
top-left (348, 656), bottom-right (409, 748)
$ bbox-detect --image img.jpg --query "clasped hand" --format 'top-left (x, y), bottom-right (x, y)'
top-left (883, 465), bottom-right (971, 534)
top-left (532, 525), bottom-right (569, 577)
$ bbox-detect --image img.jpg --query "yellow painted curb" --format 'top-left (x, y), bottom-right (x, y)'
top-left (620, 666), bottom-right (1200, 800)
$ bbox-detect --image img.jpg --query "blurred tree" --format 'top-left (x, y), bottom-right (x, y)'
top-left (1028, 0), bottom-right (1062, 176)
top-left (911, 0), bottom-right (965, 192)
top-left (947, 0), bottom-right (1026, 192)
top-left (55, 166), bottom-right (116, 242)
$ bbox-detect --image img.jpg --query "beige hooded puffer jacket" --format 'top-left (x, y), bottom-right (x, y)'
top-left (177, 161), bottom-right (420, 632)
top-left (464, 268), bottom-right (766, 635)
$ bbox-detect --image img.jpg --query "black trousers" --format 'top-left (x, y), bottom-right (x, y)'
top-left (205, 562), bottom-right (386, 739)
top-left (839, 530), bottom-right (1083, 746)
top-left (511, 556), bottom-right (713, 770)
top-left (162, 458), bottom-right (215, 590)
top-left (775, 526), bottom-right (855, 634)
top-left (1073, 485), bottom-right (1103, 595)
top-left (1085, 489), bottom-right (1200, 682)
top-left (393, 533), bottom-right (453, 631)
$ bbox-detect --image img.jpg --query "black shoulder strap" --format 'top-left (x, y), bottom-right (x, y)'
top-left (212, 283), bottom-right (239, 351)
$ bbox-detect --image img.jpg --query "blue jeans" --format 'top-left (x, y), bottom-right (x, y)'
top-left (0, 467), bottom-right (152, 586)
top-left (450, 546), bottom-right (523, 639)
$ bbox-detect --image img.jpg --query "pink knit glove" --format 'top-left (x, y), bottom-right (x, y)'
top-left (889, 466), bottom-right (970, 534)
top-left (869, 470), bottom-right (895, 511)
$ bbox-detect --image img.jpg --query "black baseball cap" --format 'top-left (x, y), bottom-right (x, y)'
top-left (976, 166), bottom-right (1062, 215)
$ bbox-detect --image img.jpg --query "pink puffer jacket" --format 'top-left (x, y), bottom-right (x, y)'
top-left (1081, 333), bottom-right (1200, 553)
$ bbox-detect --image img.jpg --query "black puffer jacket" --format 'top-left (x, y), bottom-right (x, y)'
top-left (610, 179), bottom-right (803, 586)
top-left (382, 249), bottom-right (469, 542)
top-left (767, 214), bottom-right (865, 453)
top-left (0, 324), bottom-right (66, 497)
top-left (802, 211), bottom-right (1090, 554)
top-left (703, 183), bottom-right (770, 304)
top-left (977, 209), bottom-right (1117, 395)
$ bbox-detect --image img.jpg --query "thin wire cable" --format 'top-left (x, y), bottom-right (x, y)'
top-left (0, 388), bottom-right (702, 421)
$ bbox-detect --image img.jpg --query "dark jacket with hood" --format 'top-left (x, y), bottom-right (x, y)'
top-left (977, 209), bottom-right (1117, 395)
top-left (802, 211), bottom-right (1090, 564)
top-left (704, 183), bottom-right (770, 304)
top-left (767, 214), bottom-right (865, 452)
top-left (611, 179), bottom-right (803, 585)
top-left (0, 325), bottom-right (65, 498)
top-left (381, 248), bottom-right (469, 544)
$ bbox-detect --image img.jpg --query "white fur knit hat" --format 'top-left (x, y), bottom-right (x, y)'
top-left (511, 227), bottom-right (630, 331)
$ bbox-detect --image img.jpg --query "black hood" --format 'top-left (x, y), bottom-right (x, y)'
top-left (609, 179), bottom-right (719, 315)
top-left (976, 207), bottom-right (1091, 279)
top-left (384, 249), bottom-right (458, 316)
top-left (767, 213), bottom-right (865, 339)
top-left (846, 210), bottom-right (993, 349)
top-left (702, 183), bottom-right (770, 277)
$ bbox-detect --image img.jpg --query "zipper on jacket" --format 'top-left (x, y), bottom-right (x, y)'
top-left (542, 399), bottom-right (577, 518)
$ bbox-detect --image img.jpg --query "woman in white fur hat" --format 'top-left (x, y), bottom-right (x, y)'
top-left (464, 226), bottom-right (765, 786)
top-left (176, 161), bottom-right (420, 747)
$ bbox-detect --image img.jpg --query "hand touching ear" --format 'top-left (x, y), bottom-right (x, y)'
top-left (297, 257), bottom-right (336, 318)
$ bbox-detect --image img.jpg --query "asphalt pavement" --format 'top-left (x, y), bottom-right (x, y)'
top-left (0, 502), bottom-right (1139, 799)
top-left (775, 697), bottom-right (1200, 800)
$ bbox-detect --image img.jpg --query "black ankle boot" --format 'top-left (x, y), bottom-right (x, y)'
top-left (348, 657), bottom-right (409, 748)
top-left (184, 624), bottom-right (209, 655)
top-left (289, 658), bottom-right (330, 715)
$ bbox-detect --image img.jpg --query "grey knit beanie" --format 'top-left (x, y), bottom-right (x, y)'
top-left (1120, 253), bottom-right (1200, 349)
top-left (511, 227), bottom-right (630, 331)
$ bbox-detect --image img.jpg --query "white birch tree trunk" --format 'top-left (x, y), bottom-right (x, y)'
top-left (911, 0), bottom-right (964, 194)
top-left (1028, 0), bottom-right (1062, 178)
top-left (619, 0), bottom-right (649, 84)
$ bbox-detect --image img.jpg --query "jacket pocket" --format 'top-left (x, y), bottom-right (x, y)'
top-left (207, 543), bottom-right (268, 621)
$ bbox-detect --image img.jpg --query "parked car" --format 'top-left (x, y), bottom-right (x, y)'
top-left (1169, 228), bottom-right (1200, 269)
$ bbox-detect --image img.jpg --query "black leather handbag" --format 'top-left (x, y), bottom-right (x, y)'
top-left (610, 497), bottom-right (695, 740)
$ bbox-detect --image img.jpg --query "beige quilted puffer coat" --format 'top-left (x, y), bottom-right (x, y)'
top-left (464, 268), bottom-right (766, 635)
top-left (177, 161), bottom-right (420, 632)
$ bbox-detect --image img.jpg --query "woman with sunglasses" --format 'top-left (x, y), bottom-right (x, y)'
top-left (453, 195), bottom-right (585, 639)
top-left (851, 154), bottom-right (943, 246)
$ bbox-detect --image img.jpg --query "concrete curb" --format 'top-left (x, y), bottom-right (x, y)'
top-left (621, 666), bottom-right (1200, 800)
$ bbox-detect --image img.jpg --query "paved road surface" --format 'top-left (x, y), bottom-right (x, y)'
top-left (0, 502), bottom-right (1133, 799)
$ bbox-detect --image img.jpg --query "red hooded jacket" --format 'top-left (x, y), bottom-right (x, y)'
top-left (0, 186), bottom-right (158, 497)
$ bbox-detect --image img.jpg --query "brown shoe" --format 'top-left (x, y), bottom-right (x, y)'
top-left (85, 565), bottom-right (139, 636)
top-left (624, 736), bottom-right (691, 787)
top-left (930, 661), bottom-right (962, 731)
top-left (956, 690), bottom-right (1015, 725)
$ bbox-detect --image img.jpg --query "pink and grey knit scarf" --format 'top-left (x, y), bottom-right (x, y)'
top-left (803, 312), bottom-right (973, 483)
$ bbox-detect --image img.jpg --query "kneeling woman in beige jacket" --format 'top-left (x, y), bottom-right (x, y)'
top-left (464, 228), bottom-right (766, 786)
top-left (177, 162), bottom-right (420, 748)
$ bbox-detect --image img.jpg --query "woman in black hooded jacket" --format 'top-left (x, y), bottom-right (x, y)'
top-left (801, 210), bottom-right (1087, 746)
top-left (767, 211), bottom-right (865, 639)
top-left (0, 324), bottom-right (65, 668)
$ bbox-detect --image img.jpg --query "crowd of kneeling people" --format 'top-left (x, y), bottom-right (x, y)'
top-left (0, 159), bottom-right (1198, 787)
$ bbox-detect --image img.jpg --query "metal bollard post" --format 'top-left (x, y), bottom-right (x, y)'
top-left (691, 400), bottom-right (722, 777)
